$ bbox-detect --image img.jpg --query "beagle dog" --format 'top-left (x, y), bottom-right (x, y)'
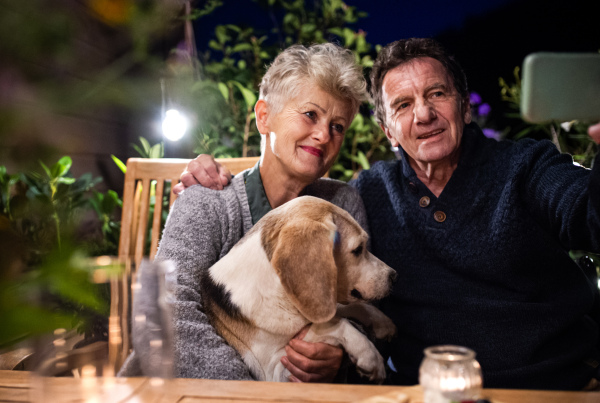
top-left (201, 196), bottom-right (397, 383)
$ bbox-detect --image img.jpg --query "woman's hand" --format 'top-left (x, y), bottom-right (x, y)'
top-left (172, 154), bottom-right (231, 194)
top-left (281, 326), bottom-right (344, 383)
top-left (588, 122), bottom-right (600, 144)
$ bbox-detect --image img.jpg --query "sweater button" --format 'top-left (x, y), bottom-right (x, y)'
top-left (419, 196), bottom-right (430, 207)
top-left (408, 182), bottom-right (418, 194)
top-left (434, 211), bottom-right (446, 222)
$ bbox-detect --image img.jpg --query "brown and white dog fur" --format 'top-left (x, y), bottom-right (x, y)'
top-left (201, 196), bottom-right (397, 383)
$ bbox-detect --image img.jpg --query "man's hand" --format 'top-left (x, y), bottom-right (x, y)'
top-left (588, 122), bottom-right (600, 144)
top-left (281, 326), bottom-right (344, 383)
top-left (172, 154), bottom-right (232, 194)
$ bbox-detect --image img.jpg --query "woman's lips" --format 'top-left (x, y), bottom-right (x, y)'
top-left (300, 146), bottom-right (323, 157)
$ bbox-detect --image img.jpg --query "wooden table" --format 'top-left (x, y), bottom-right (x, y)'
top-left (1, 370), bottom-right (599, 403)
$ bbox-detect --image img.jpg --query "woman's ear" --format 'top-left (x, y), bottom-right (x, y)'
top-left (255, 99), bottom-right (269, 134)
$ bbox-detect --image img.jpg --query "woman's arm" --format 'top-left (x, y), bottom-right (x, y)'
top-left (151, 185), bottom-right (252, 380)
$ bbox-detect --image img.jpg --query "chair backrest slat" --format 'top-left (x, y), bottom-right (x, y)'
top-left (150, 178), bottom-right (165, 260)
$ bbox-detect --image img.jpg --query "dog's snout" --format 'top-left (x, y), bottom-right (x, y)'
top-left (389, 270), bottom-right (398, 284)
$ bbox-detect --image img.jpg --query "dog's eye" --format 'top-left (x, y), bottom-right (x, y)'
top-left (351, 245), bottom-right (363, 257)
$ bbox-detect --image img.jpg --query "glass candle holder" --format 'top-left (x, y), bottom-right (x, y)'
top-left (419, 345), bottom-right (483, 403)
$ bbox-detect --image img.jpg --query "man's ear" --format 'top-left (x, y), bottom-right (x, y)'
top-left (255, 99), bottom-right (269, 134)
top-left (462, 98), bottom-right (472, 124)
top-left (380, 123), bottom-right (400, 148)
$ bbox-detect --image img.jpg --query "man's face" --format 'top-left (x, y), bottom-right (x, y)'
top-left (380, 57), bottom-right (471, 167)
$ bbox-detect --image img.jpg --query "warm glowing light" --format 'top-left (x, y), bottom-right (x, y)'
top-left (81, 364), bottom-right (97, 378)
top-left (162, 109), bottom-right (188, 141)
top-left (95, 255), bottom-right (113, 266)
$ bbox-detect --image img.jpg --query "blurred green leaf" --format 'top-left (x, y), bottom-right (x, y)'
top-left (232, 43), bottom-right (253, 53)
top-left (218, 82), bottom-right (229, 101)
top-left (231, 81), bottom-right (257, 108)
top-left (111, 155), bottom-right (127, 173)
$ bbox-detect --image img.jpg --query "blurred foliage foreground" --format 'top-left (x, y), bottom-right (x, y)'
top-left (0, 157), bottom-right (121, 349)
top-left (0, 0), bottom-right (598, 351)
top-left (0, 0), bottom-right (180, 350)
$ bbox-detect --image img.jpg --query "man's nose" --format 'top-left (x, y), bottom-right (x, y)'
top-left (414, 100), bottom-right (436, 123)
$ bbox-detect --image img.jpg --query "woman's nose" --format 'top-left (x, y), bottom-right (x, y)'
top-left (312, 122), bottom-right (332, 143)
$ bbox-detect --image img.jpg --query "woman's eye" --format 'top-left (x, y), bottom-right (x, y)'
top-left (304, 111), bottom-right (317, 120)
top-left (331, 123), bottom-right (345, 134)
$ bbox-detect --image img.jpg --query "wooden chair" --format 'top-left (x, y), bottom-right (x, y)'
top-left (111, 156), bottom-right (259, 371)
top-left (117, 156), bottom-right (260, 268)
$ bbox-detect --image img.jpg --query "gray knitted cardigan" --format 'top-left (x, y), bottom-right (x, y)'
top-left (118, 172), bottom-right (368, 379)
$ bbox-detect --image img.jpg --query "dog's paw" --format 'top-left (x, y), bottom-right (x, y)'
top-left (372, 315), bottom-right (396, 341)
top-left (353, 350), bottom-right (387, 384)
top-left (273, 361), bottom-right (292, 382)
top-left (280, 367), bottom-right (292, 382)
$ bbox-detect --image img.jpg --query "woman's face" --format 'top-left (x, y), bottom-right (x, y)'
top-left (257, 85), bottom-right (355, 183)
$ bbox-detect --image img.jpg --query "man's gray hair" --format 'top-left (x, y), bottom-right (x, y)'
top-left (259, 43), bottom-right (367, 116)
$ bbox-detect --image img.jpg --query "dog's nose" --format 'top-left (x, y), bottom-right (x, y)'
top-left (389, 270), bottom-right (398, 284)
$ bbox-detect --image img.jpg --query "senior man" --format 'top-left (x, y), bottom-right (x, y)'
top-left (175, 38), bottom-right (600, 390)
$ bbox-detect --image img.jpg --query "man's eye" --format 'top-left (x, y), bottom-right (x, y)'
top-left (431, 91), bottom-right (444, 98)
top-left (399, 102), bottom-right (410, 110)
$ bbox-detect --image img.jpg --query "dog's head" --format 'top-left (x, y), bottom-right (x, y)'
top-left (260, 196), bottom-right (397, 324)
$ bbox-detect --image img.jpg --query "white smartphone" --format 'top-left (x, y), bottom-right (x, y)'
top-left (520, 52), bottom-right (600, 123)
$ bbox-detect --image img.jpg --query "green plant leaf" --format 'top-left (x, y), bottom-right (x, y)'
top-left (100, 189), bottom-right (120, 213)
top-left (208, 39), bottom-right (221, 51)
top-left (215, 25), bottom-right (229, 44)
top-left (48, 156), bottom-right (72, 179)
top-left (218, 82), bottom-right (229, 101)
top-left (149, 142), bottom-right (164, 159)
top-left (327, 27), bottom-right (344, 37)
top-left (231, 81), bottom-right (256, 108)
top-left (55, 177), bottom-right (76, 185)
top-left (132, 144), bottom-right (145, 157)
top-left (111, 155), bottom-right (127, 173)
top-left (301, 23), bottom-right (316, 34)
top-left (354, 151), bottom-right (370, 170)
top-left (39, 161), bottom-right (51, 178)
top-left (232, 43), bottom-right (253, 53)
top-left (139, 137), bottom-right (151, 154)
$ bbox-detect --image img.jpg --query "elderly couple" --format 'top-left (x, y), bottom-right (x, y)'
top-left (121, 38), bottom-right (600, 391)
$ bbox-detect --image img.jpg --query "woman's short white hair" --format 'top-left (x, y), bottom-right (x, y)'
top-left (259, 43), bottom-right (367, 116)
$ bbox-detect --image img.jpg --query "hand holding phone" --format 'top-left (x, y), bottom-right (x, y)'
top-left (520, 52), bottom-right (600, 123)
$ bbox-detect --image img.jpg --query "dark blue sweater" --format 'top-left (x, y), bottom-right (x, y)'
top-left (354, 123), bottom-right (600, 390)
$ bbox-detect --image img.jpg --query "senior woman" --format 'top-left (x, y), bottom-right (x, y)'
top-left (118, 42), bottom-right (367, 382)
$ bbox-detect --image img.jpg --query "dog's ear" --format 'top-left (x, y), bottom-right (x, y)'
top-left (270, 216), bottom-right (337, 323)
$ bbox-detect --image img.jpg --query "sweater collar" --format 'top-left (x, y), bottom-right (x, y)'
top-left (243, 162), bottom-right (272, 224)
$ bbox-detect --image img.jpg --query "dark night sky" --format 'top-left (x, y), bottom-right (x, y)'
top-left (343, 0), bottom-right (516, 46)
top-left (194, 0), bottom-right (516, 47)
top-left (193, 0), bottom-right (599, 127)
